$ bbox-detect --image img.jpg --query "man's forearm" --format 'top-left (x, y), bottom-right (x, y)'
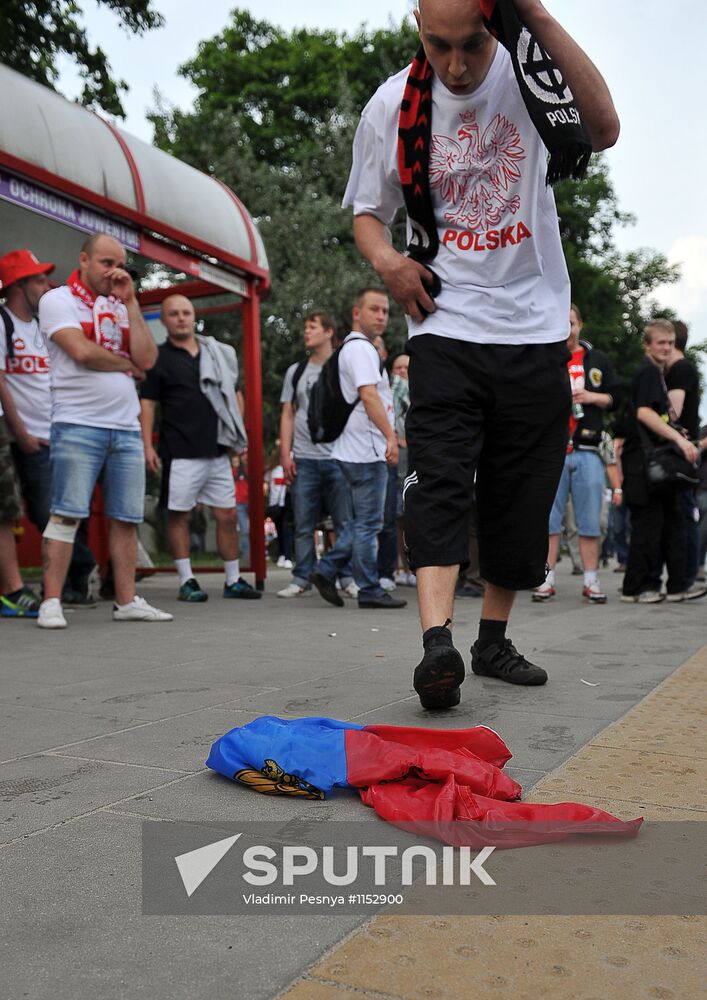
top-left (353, 215), bottom-right (396, 274)
top-left (279, 406), bottom-right (294, 462)
top-left (637, 408), bottom-right (685, 445)
top-left (80, 341), bottom-right (134, 372)
top-left (126, 300), bottom-right (158, 371)
top-left (520, 1), bottom-right (619, 150)
top-left (139, 401), bottom-right (155, 450)
top-left (0, 377), bottom-right (30, 441)
top-left (360, 387), bottom-right (395, 442)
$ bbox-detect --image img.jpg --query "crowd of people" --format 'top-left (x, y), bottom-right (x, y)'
top-left (1, 1), bottom-right (705, 711)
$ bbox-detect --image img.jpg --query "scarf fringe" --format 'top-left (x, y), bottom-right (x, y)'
top-left (546, 145), bottom-right (592, 186)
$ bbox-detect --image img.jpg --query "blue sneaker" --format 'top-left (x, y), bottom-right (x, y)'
top-left (1, 586), bottom-right (41, 618)
top-left (178, 578), bottom-right (208, 602)
top-left (223, 578), bottom-right (261, 600)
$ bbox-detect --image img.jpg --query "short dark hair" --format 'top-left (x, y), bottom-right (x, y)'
top-left (303, 311), bottom-right (336, 336)
top-left (673, 320), bottom-right (689, 351)
top-left (354, 287), bottom-right (388, 309)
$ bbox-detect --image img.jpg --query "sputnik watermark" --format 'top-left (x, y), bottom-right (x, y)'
top-left (142, 820), bottom-right (705, 916)
top-left (175, 836), bottom-right (496, 898)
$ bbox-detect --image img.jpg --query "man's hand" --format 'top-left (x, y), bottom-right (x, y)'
top-left (378, 253), bottom-right (437, 322)
top-left (611, 490), bottom-right (623, 508)
top-left (144, 444), bottom-right (161, 474)
top-left (282, 455), bottom-right (297, 483)
top-left (129, 361), bottom-right (146, 381)
top-left (107, 267), bottom-right (136, 305)
top-left (16, 432), bottom-right (46, 454)
top-left (573, 388), bottom-right (606, 406)
top-left (677, 437), bottom-right (698, 464)
top-left (385, 436), bottom-right (399, 466)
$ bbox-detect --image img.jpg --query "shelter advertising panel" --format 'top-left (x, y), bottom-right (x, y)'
top-left (0, 169), bottom-right (140, 251)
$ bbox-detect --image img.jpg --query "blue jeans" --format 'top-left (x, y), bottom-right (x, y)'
top-left (315, 460), bottom-right (387, 599)
top-left (237, 503), bottom-right (250, 565)
top-left (377, 460), bottom-right (398, 580)
top-left (12, 442), bottom-right (95, 582)
top-left (679, 489), bottom-right (700, 588)
top-left (291, 458), bottom-right (353, 588)
top-left (549, 449), bottom-right (604, 537)
top-left (50, 423), bottom-right (145, 522)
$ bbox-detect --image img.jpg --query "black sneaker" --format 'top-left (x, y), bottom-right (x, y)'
top-left (309, 571), bottom-right (344, 607)
top-left (61, 587), bottom-right (98, 608)
top-left (470, 639), bottom-right (548, 686)
top-left (358, 592), bottom-right (407, 609)
top-left (414, 627), bottom-right (465, 709)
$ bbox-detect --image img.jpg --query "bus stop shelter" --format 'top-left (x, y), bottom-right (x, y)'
top-left (0, 64), bottom-right (270, 587)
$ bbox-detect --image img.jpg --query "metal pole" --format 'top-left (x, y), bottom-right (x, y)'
top-left (241, 285), bottom-right (266, 589)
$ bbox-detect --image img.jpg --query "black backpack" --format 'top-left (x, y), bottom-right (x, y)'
top-left (0, 306), bottom-right (15, 361)
top-left (307, 336), bottom-right (381, 445)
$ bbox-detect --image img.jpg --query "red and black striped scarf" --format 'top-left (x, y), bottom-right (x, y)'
top-left (398, 0), bottom-right (592, 264)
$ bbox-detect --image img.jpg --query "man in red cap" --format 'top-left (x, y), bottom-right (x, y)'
top-left (0, 250), bottom-right (97, 608)
top-left (0, 252), bottom-right (57, 617)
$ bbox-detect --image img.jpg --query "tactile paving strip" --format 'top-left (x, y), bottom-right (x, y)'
top-left (280, 646), bottom-right (707, 1000)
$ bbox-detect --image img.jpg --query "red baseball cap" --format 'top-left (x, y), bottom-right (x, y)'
top-left (0, 250), bottom-right (55, 290)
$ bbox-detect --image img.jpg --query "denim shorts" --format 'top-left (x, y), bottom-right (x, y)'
top-left (50, 422), bottom-right (145, 523)
top-left (549, 448), bottom-right (605, 537)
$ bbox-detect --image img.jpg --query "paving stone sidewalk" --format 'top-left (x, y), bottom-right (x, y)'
top-left (1, 561), bottom-right (704, 1000)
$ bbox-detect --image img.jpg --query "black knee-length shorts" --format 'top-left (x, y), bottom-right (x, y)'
top-left (403, 334), bottom-right (571, 590)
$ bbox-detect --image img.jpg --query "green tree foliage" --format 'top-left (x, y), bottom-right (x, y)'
top-left (0, 1), bottom-right (163, 117)
top-left (150, 8), bottom-right (679, 441)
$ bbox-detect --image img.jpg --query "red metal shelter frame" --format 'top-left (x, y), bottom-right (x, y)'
top-left (0, 146), bottom-right (270, 588)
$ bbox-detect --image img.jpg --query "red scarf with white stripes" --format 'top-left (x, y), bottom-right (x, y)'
top-left (68, 270), bottom-right (130, 357)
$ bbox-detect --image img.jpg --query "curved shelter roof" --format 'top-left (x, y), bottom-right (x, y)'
top-left (0, 63), bottom-right (268, 284)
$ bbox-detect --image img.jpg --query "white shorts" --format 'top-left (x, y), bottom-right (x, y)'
top-left (167, 456), bottom-right (236, 511)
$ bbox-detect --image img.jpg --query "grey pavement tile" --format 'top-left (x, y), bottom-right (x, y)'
top-left (108, 769), bottom-right (374, 827)
top-left (48, 706), bottom-right (280, 773)
top-left (0, 752), bottom-right (186, 842)
top-left (1, 811), bottom-right (362, 1000)
top-left (0, 703), bottom-right (144, 761)
top-left (3, 672), bottom-right (279, 723)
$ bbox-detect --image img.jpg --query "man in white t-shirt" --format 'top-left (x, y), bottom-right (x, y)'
top-left (309, 288), bottom-right (406, 610)
top-left (343, 0), bottom-right (619, 706)
top-left (278, 311), bottom-right (357, 599)
top-left (0, 250), bottom-right (97, 606)
top-left (36, 234), bottom-right (172, 629)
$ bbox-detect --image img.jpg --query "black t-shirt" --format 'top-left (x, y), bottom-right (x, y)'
top-left (665, 357), bottom-right (700, 440)
top-left (140, 340), bottom-right (220, 459)
top-left (623, 361), bottom-right (671, 455)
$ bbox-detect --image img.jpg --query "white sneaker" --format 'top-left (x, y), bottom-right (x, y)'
top-left (637, 590), bottom-right (665, 604)
top-left (277, 582), bottom-right (312, 598)
top-left (379, 577), bottom-right (396, 592)
top-left (112, 596), bottom-right (173, 622)
top-left (406, 572), bottom-right (417, 587)
top-left (342, 581), bottom-right (359, 599)
top-left (684, 582), bottom-right (707, 600)
top-left (531, 581), bottom-right (556, 602)
top-left (37, 598), bottom-right (67, 629)
top-left (276, 556), bottom-right (293, 569)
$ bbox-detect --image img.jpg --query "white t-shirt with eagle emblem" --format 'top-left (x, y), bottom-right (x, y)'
top-left (343, 43), bottom-right (570, 345)
top-left (39, 285), bottom-right (140, 430)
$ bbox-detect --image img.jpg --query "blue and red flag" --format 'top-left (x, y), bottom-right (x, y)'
top-left (206, 716), bottom-right (642, 848)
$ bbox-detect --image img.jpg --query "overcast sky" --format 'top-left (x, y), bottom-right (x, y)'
top-left (57, 0), bottom-right (706, 350)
